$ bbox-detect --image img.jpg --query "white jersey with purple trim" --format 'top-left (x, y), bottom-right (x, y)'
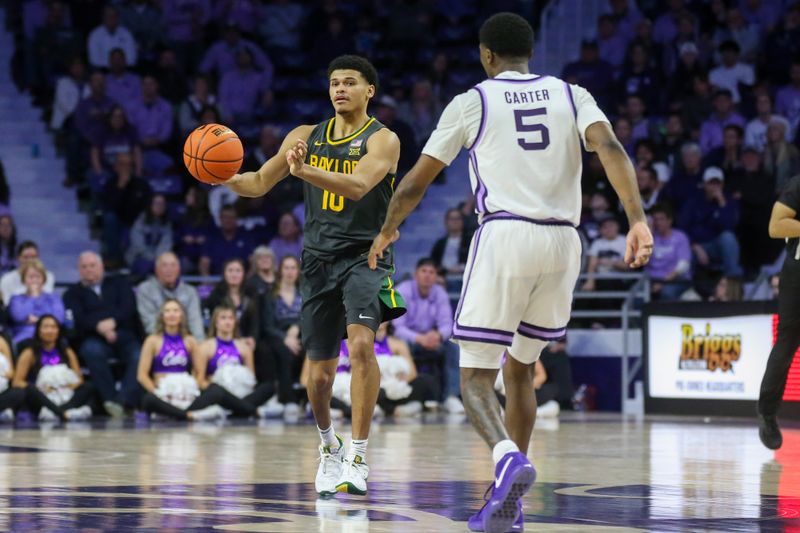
top-left (422, 71), bottom-right (609, 226)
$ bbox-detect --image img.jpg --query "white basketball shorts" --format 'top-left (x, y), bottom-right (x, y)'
top-left (452, 215), bottom-right (582, 369)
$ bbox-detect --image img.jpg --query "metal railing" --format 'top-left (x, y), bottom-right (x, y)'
top-left (573, 272), bottom-right (650, 415)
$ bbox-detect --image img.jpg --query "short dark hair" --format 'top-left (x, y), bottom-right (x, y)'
top-left (723, 124), bottom-right (744, 138)
top-left (416, 257), bottom-right (437, 270)
top-left (650, 202), bottom-right (674, 220)
top-left (719, 40), bottom-right (740, 54)
top-left (327, 55), bottom-right (379, 90)
top-left (17, 240), bottom-right (38, 256)
top-left (479, 12), bottom-right (534, 59)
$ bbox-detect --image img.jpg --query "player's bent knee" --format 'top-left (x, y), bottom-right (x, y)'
top-left (457, 341), bottom-right (505, 370)
top-left (309, 365), bottom-right (336, 391)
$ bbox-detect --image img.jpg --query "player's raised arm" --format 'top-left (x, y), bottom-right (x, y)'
top-left (585, 120), bottom-right (653, 268)
top-left (225, 124), bottom-right (315, 197)
top-left (286, 128), bottom-right (400, 201)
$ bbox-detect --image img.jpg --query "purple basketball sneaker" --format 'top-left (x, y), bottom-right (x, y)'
top-left (467, 452), bottom-right (536, 533)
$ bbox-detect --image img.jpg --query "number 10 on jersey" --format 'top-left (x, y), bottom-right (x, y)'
top-left (322, 190), bottom-right (344, 212)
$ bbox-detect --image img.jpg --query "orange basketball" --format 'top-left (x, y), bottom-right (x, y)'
top-left (183, 123), bottom-right (243, 184)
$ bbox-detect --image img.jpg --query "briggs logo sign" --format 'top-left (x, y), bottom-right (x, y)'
top-left (679, 323), bottom-right (741, 372)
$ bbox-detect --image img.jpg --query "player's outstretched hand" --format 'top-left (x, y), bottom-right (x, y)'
top-left (625, 221), bottom-right (654, 269)
top-left (285, 139), bottom-right (308, 176)
top-left (368, 230), bottom-right (400, 270)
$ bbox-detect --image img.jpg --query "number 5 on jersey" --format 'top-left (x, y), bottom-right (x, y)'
top-left (322, 190), bottom-right (344, 212)
top-left (514, 108), bottom-right (550, 151)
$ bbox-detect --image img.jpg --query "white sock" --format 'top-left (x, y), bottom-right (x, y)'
top-left (492, 439), bottom-right (519, 466)
top-left (347, 438), bottom-right (368, 463)
top-left (318, 424), bottom-right (339, 450)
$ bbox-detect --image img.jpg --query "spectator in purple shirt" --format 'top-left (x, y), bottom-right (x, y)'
top-left (648, 203), bottom-right (692, 300)
top-left (392, 258), bottom-right (464, 414)
top-left (199, 205), bottom-right (256, 276)
top-left (9, 260), bottom-right (65, 348)
top-left (73, 72), bottom-right (115, 144)
top-left (596, 14), bottom-right (628, 72)
top-left (618, 43), bottom-right (662, 112)
top-left (119, 0), bottom-right (163, 63)
top-left (219, 48), bottom-right (270, 132)
top-left (699, 89), bottom-right (746, 153)
top-left (90, 105), bottom-right (143, 178)
top-left (678, 166), bottom-right (743, 277)
top-left (606, 0), bottom-right (642, 39)
top-left (105, 48), bottom-right (141, 111)
top-left (200, 23), bottom-right (272, 79)
top-left (173, 186), bottom-right (214, 275)
top-left (739, 0), bottom-right (781, 32)
top-left (161, 0), bottom-right (211, 44)
top-left (268, 213), bottom-right (303, 263)
top-left (762, 4), bottom-right (800, 84)
top-left (653, 0), bottom-right (687, 45)
top-left (127, 75), bottom-right (174, 153)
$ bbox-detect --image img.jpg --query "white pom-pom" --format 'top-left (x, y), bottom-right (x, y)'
top-left (331, 372), bottom-right (352, 405)
top-left (155, 373), bottom-right (201, 410)
top-left (212, 364), bottom-right (256, 399)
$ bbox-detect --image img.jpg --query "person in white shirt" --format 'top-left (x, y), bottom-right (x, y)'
top-left (87, 5), bottom-right (138, 69)
top-left (368, 12), bottom-right (652, 533)
top-left (581, 216), bottom-right (629, 291)
top-left (0, 241), bottom-right (55, 306)
top-left (745, 93), bottom-right (792, 152)
top-left (50, 58), bottom-right (89, 131)
top-left (709, 40), bottom-right (754, 103)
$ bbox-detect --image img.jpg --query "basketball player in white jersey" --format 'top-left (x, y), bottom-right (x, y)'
top-left (369, 12), bottom-right (653, 533)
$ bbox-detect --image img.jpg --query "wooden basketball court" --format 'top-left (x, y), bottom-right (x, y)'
top-left (0, 413), bottom-right (798, 531)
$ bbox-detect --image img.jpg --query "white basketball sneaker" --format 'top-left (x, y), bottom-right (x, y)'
top-left (316, 434), bottom-right (346, 496)
top-left (336, 455), bottom-right (370, 495)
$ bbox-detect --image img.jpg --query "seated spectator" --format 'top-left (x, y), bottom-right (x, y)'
top-left (745, 93), bottom-right (791, 152)
top-left (244, 126), bottom-right (301, 213)
top-left (49, 57), bottom-right (89, 133)
top-left (648, 203), bottom-right (692, 301)
top-left (699, 89), bottom-right (746, 154)
top-left (8, 260), bottom-right (64, 347)
top-left (90, 105), bottom-right (143, 178)
top-left (581, 217), bottom-right (628, 292)
top-left (763, 119), bottom-right (800, 192)
top-left (653, 0), bottom-right (686, 46)
top-left (393, 258), bottom-right (463, 414)
top-left (637, 165), bottom-right (661, 211)
top-left (245, 245), bottom-right (277, 297)
top-left (119, 0), bottom-right (162, 63)
top-left (661, 113), bottom-right (688, 169)
top-left (561, 40), bottom-right (614, 108)
top-left (613, 117), bottom-right (635, 157)
top-left (87, 5), bottom-right (137, 68)
top-left (268, 213), bottom-right (303, 263)
top-left (678, 167), bottom-right (743, 277)
top-left (0, 215), bottom-right (17, 275)
top-left (137, 252), bottom-right (205, 339)
top-left (0, 335), bottom-right (24, 420)
top-left (155, 48), bottom-right (187, 105)
top-left (194, 305), bottom-right (275, 418)
top-left (203, 258), bottom-right (259, 350)
top-left (618, 43), bottom-right (662, 112)
top-left (219, 48), bottom-right (271, 133)
top-left (12, 315), bottom-right (94, 421)
top-left (0, 241), bottom-right (55, 306)
top-left (136, 299), bottom-right (228, 421)
top-left (398, 79), bottom-right (443, 147)
top-left (713, 7), bottom-right (760, 64)
top-left (626, 95), bottom-right (659, 143)
top-left (595, 14), bottom-right (627, 73)
top-left (335, 322), bottom-right (441, 418)
top-left (200, 23), bottom-right (273, 79)
top-left (125, 194), bottom-right (173, 276)
top-left (199, 205), bottom-right (256, 276)
top-left (374, 96), bottom-right (418, 175)
top-left (709, 40), bottom-right (754, 104)
top-left (63, 251), bottom-right (142, 416)
top-left (31, 1), bottom-right (81, 95)
top-left (430, 208), bottom-right (469, 276)
top-left (663, 142), bottom-right (704, 206)
top-left (703, 124), bottom-right (744, 174)
top-left (580, 190), bottom-right (615, 243)
top-left (105, 48), bottom-right (141, 110)
top-left (101, 152), bottom-right (151, 268)
top-left (635, 139), bottom-right (671, 183)
top-left (257, 255), bottom-right (303, 417)
top-left (680, 73), bottom-right (714, 134)
top-left (708, 275), bottom-right (743, 302)
top-left (126, 75), bottom-right (173, 155)
top-left (668, 41), bottom-right (705, 103)
top-left (178, 75), bottom-right (221, 136)
top-left (66, 71), bottom-right (115, 187)
top-left (208, 185), bottom-right (240, 227)
top-left (258, 0), bottom-right (303, 50)
top-left (173, 186), bottom-right (213, 274)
